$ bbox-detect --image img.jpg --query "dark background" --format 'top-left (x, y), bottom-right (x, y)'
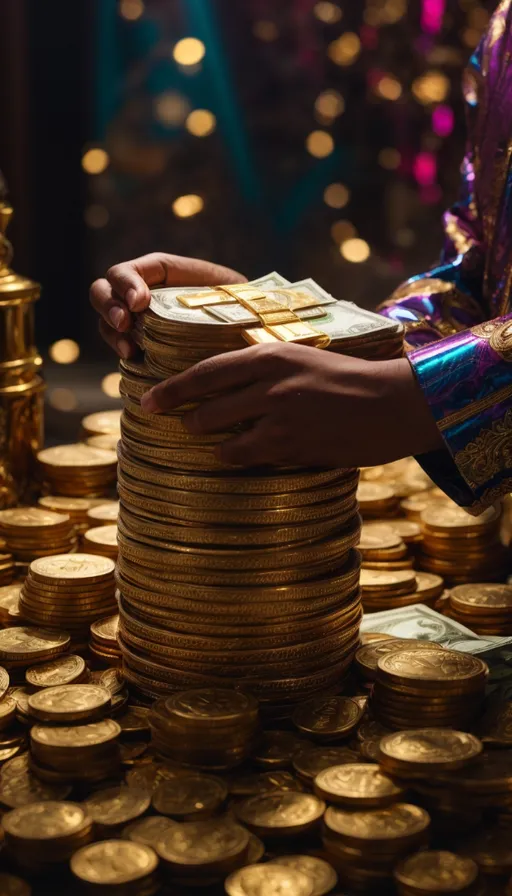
top-left (0, 0), bottom-right (495, 430)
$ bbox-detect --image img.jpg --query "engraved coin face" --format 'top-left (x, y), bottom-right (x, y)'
top-left (0, 627), bottom-right (70, 658)
top-left (356, 482), bottom-right (395, 503)
top-left (421, 504), bottom-right (498, 529)
top-left (0, 767), bottom-right (71, 808)
top-left (156, 816), bottom-right (249, 865)
top-left (26, 655), bottom-right (86, 688)
top-left (124, 815), bottom-right (176, 847)
top-left (236, 792), bottom-right (325, 830)
top-left (99, 668), bottom-right (125, 695)
top-left (31, 719), bottom-right (121, 749)
top-left (168, 688), bottom-right (256, 721)
top-left (360, 569), bottom-right (416, 588)
top-left (152, 774), bottom-right (227, 818)
top-left (225, 864), bottom-right (314, 896)
top-left (450, 583), bottom-right (512, 610)
top-left (30, 554), bottom-right (115, 582)
top-left (2, 801), bottom-right (88, 840)
top-left (394, 850), bottom-right (478, 891)
top-left (315, 764), bottom-right (403, 805)
top-left (90, 616), bottom-right (119, 642)
top-left (87, 502), bottom-right (119, 522)
top-left (293, 747), bottom-right (360, 781)
top-left (292, 696), bottom-right (361, 737)
top-left (82, 410), bottom-right (122, 435)
top-left (359, 525), bottom-right (402, 551)
top-left (268, 856), bottom-right (337, 896)
top-left (39, 496), bottom-right (95, 512)
top-left (28, 685), bottom-right (111, 720)
top-left (85, 786), bottom-right (151, 826)
top-left (356, 639), bottom-right (442, 675)
top-left (379, 730), bottom-right (483, 766)
top-left (0, 508), bottom-right (69, 529)
top-left (378, 648), bottom-right (488, 684)
top-left (85, 525), bottom-right (118, 547)
top-left (71, 840), bottom-right (158, 885)
top-left (324, 803), bottom-right (430, 841)
top-left (37, 443), bottom-right (117, 468)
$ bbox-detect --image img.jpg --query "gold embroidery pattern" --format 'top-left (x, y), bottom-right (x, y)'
top-left (468, 478), bottom-right (512, 515)
top-left (454, 407), bottom-right (512, 488)
top-left (472, 319), bottom-right (512, 360)
top-left (440, 382), bottom-right (512, 433)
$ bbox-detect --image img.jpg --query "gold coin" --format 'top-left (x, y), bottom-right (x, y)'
top-left (292, 696), bottom-right (361, 740)
top-left (124, 815), bottom-right (176, 847)
top-left (377, 648), bottom-right (488, 688)
top-left (85, 785), bottom-right (151, 828)
top-left (421, 503), bottom-right (499, 532)
top-left (155, 815), bottom-right (250, 868)
top-left (394, 850), bottom-right (478, 892)
top-left (0, 627), bottom-right (70, 661)
top-left (359, 525), bottom-right (402, 551)
top-left (168, 688), bottom-right (258, 723)
top-left (90, 615), bottom-right (119, 644)
top-left (152, 774), bottom-right (227, 820)
top-left (293, 747), bottom-right (360, 782)
top-left (479, 701), bottom-right (512, 746)
top-left (355, 639), bottom-right (442, 680)
top-left (225, 864), bottom-right (314, 896)
top-left (0, 767), bottom-right (71, 809)
top-left (314, 763), bottom-right (404, 808)
top-left (25, 655), bottom-right (86, 688)
top-left (86, 502), bottom-right (119, 524)
top-left (86, 433), bottom-right (120, 450)
top-left (84, 525), bottom-right (118, 547)
top-left (99, 668), bottom-right (125, 695)
top-left (125, 762), bottom-right (188, 792)
top-left (360, 568), bottom-right (417, 591)
top-left (228, 771), bottom-right (303, 797)
top-left (0, 508), bottom-right (71, 531)
top-left (357, 482), bottom-right (396, 504)
top-left (71, 839), bottom-right (158, 885)
top-left (0, 874), bottom-right (31, 896)
top-left (37, 443), bottom-right (117, 468)
top-left (415, 572), bottom-right (445, 600)
top-left (235, 792), bottom-right (325, 835)
top-left (82, 410), bottom-right (122, 436)
top-left (27, 684), bottom-right (111, 723)
top-left (378, 730), bottom-right (483, 773)
top-left (2, 800), bottom-right (90, 841)
top-left (450, 583), bottom-right (512, 612)
top-left (29, 554), bottom-right (115, 584)
top-left (324, 802), bottom-right (430, 845)
top-left (268, 856), bottom-right (337, 896)
top-left (462, 826), bottom-right (512, 874)
top-left (30, 718), bottom-right (121, 750)
top-left (38, 495), bottom-right (97, 514)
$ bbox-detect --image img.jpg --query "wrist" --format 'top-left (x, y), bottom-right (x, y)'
top-left (386, 357), bottom-right (444, 456)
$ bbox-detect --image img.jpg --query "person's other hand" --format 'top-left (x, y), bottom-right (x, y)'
top-left (140, 343), bottom-right (443, 468)
top-left (90, 252), bottom-right (245, 358)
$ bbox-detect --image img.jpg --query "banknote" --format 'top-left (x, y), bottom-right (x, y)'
top-left (360, 604), bottom-right (512, 657)
top-left (207, 278), bottom-right (337, 325)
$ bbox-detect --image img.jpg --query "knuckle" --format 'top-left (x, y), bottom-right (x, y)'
top-left (105, 265), bottom-right (120, 282)
top-left (194, 356), bottom-right (220, 380)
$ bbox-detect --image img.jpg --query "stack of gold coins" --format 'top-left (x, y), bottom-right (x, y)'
top-left (0, 508), bottom-right (76, 562)
top-left (19, 555), bottom-right (117, 648)
top-left (446, 584), bottom-right (512, 635)
top-left (371, 647), bottom-right (488, 730)
top-left (358, 524), bottom-right (413, 571)
top-left (322, 803), bottom-right (430, 890)
top-left (292, 695), bottom-right (363, 742)
top-left (355, 639), bottom-right (443, 685)
top-left (71, 840), bottom-right (159, 894)
top-left (156, 815), bottom-right (249, 887)
top-left (360, 568), bottom-right (418, 611)
top-left (27, 683), bottom-right (111, 724)
top-left (89, 615), bottom-right (121, 667)
top-left (235, 791), bottom-right (325, 839)
top-left (149, 688), bottom-right (259, 770)
top-left (25, 654), bottom-right (88, 688)
top-left (37, 444), bottom-right (117, 497)
top-left (0, 626), bottom-right (70, 679)
top-left (400, 489), bottom-right (451, 521)
top-left (393, 851), bottom-right (481, 896)
top-left (356, 482), bottom-right (400, 518)
top-left (86, 500), bottom-right (119, 527)
top-left (419, 504), bottom-right (507, 584)
top-left (3, 801), bottom-right (93, 870)
top-left (81, 410), bottom-right (121, 440)
top-left (83, 524), bottom-right (118, 560)
top-left (378, 730), bottom-right (483, 781)
top-left (38, 496), bottom-right (100, 535)
top-left (30, 718), bottom-right (122, 783)
top-left (0, 548), bottom-right (15, 585)
top-left (0, 583), bottom-right (21, 626)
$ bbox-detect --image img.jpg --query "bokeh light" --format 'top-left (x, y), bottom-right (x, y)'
top-left (331, 220), bottom-right (357, 243)
top-left (314, 2), bottom-right (343, 23)
top-left (379, 147), bottom-right (401, 170)
top-left (81, 148), bottom-right (109, 175)
top-left (253, 21), bottom-right (279, 41)
top-left (340, 238), bottom-right (371, 263)
top-left (375, 75), bottom-right (402, 101)
top-left (101, 373), bottom-right (122, 398)
top-left (173, 38), bottom-right (206, 66)
top-left (412, 71), bottom-right (450, 105)
top-left (172, 195), bottom-right (204, 218)
top-left (155, 91), bottom-right (190, 126)
top-left (49, 389), bottom-right (78, 412)
top-left (315, 90), bottom-right (345, 120)
top-left (119, 0), bottom-right (144, 21)
top-left (328, 33), bottom-right (361, 66)
top-left (186, 110), bottom-right (217, 137)
top-left (324, 184), bottom-right (350, 209)
top-left (49, 340), bottom-right (80, 364)
top-left (306, 131), bottom-right (335, 159)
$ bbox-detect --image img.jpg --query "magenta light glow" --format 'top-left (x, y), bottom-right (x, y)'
top-left (432, 105), bottom-right (454, 137)
top-left (413, 151), bottom-right (437, 186)
top-left (421, 0), bottom-right (445, 34)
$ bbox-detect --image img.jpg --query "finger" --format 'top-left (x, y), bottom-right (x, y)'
top-left (106, 253), bottom-right (246, 313)
top-left (140, 346), bottom-right (271, 414)
top-left (98, 319), bottom-right (138, 359)
top-left (90, 279), bottom-right (133, 332)
top-left (183, 382), bottom-right (267, 434)
top-left (218, 420), bottom-right (275, 467)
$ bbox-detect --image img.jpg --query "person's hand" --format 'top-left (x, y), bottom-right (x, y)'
top-left (90, 252), bottom-right (246, 358)
top-left (140, 343), bottom-right (443, 468)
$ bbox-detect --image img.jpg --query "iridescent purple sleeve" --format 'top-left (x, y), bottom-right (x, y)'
top-left (379, 2), bottom-right (512, 510)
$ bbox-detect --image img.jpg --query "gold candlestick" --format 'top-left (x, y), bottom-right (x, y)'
top-left (0, 194), bottom-right (44, 507)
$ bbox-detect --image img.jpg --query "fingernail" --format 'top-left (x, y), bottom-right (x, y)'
top-left (109, 307), bottom-right (126, 330)
top-left (126, 288), bottom-right (139, 311)
top-left (141, 391), bottom-right (157, 414)
top-left (117, 338), bottom-right (132, 359)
